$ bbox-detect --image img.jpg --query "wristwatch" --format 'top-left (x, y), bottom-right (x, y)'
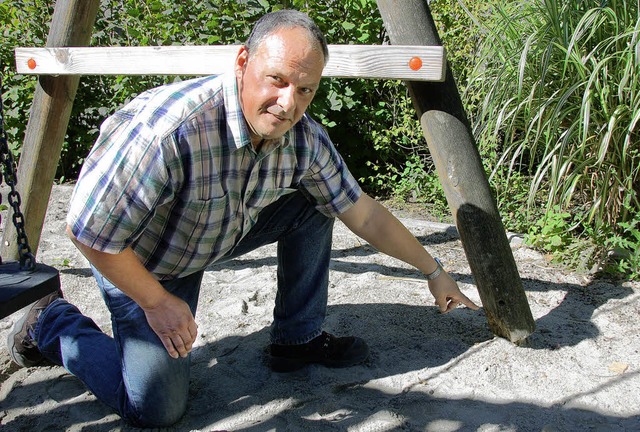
top-left (425, 258), bottom-right (444, 280)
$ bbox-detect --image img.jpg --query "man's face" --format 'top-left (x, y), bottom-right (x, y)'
top-left (234, 27), bottom-right (325, 146)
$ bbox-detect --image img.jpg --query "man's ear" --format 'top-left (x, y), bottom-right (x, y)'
top-left (234, 46), bottom-right (249, 79)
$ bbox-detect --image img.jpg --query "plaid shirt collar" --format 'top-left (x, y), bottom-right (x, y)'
top-left (222, 72), bottom-right (291, 153)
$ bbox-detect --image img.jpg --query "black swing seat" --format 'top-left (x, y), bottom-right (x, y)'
top-left (0, 261), bottom-right (60, 319)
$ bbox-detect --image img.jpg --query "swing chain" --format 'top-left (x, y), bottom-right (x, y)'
top-left (0, 78), bottom-right (36, 271)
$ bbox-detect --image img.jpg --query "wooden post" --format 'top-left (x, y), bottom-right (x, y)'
top-left (1, 0), bottom-right (99, 259)
top-left (376, 0), bottom-right (535, 342)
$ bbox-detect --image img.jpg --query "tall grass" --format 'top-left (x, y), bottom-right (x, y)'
top-left (464, 0), bottom-right (639, 272)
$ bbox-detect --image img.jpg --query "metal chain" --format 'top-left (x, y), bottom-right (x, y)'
top-left (0, 77), bottom-right (36, 270)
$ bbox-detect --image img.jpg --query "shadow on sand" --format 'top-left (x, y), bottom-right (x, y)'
top-left (5, 229), bottom-right (636, 431)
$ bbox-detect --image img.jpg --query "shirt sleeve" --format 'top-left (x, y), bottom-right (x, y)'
top-left (300, 120), bottom-right (362, 217)
top-left (66, 104), bottom-right (180, 254)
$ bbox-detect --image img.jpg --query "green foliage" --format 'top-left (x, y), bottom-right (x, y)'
top-left (603, 201), bottom-right (640, 279)
top-left (464, 0), bottom-right (640, 277)
top-left (0, 0), bottom-right (53, 156)
top-left (429, 0), bottom-right (491, 90)
top-left (527, 205), bottom-right (573, 254)
top-left (491, 168), bottom-right (539, 234)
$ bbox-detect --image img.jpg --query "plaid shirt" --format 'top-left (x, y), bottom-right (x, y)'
top-left (67, 73), bottom-right (361, 280)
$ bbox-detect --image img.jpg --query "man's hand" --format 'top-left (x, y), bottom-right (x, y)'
top-left (337, 196), bottom-right (480, 313)
top-left (66, 231), bottom-right (200, 359)
top-left (142, 292), bottom-right (198, 359)
top-left (428, 271), bottom-right (480, 313)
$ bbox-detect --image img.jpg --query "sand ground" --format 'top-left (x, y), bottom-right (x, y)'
top-left (1, 184), bottom-right (639, 431)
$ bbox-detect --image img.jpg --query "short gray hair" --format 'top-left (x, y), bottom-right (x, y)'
top-left (245, 10), bottom-right (329, 64)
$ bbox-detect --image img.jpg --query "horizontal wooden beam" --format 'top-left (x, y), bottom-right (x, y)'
top-left (15, 45), bottom-right (446, 81)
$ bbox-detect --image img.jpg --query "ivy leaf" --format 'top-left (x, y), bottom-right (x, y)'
top-left (341, 22), bottom-right (356, 31)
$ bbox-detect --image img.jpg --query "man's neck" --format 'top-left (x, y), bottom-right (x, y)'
top-left (252, 139), bottom-right (265, 152)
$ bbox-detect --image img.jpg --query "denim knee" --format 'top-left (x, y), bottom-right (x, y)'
top-left (125, 389), bottom-right (188, 428)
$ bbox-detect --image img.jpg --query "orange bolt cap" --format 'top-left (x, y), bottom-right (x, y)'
top-left (408, 56), bottom-right (422, 71)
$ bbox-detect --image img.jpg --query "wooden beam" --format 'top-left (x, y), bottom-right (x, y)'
top-left (15, 45), bottom-right (446, 81)
top-left (1, 0), bottom-right (100, 260)
top-left (376, 0), bottom-right (535, 342)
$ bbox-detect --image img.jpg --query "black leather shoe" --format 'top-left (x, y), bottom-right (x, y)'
top-left (270, 331), bottom-right (370, 372)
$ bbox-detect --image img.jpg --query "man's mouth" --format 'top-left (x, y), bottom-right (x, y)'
top-left (266, 105), bottom-right (291, 121)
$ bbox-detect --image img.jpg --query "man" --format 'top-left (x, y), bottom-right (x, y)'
top-left (8, 10), bottom-right (478, 428)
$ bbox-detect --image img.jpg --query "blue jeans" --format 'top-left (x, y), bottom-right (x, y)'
top-left (35, 191), bottom-right (334, 427)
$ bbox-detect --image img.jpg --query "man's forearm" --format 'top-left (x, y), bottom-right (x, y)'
top-left (338, 194), bottom-right (439, 275)
top-left (66, 226), bottom-right (169, 309)
top-left (339, 195), bottom-right (480, 312)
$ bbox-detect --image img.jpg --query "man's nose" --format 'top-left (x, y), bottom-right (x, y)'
top-left (277, 86), bottom-right (296, 114)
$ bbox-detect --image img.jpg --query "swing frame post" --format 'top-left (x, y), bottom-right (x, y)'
top-left (376, 0), bottom-right (535, 342)
top-left (0, 0), bottom-right (100, 260)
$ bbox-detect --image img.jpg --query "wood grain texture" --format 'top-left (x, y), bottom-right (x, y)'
top-left (15, 45), bottom-right (446, 81)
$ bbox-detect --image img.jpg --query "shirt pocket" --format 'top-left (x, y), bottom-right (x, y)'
top-left (177, 194), bottom-right (230, 246)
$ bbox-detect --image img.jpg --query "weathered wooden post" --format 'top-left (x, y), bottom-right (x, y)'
top-left (376, 0), bottom-right (535, 342)
top-left (1, 0), bottom-right (99, 259)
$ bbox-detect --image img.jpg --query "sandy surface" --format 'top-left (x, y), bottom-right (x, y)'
top-left (1, 184), bottom-right (639, 431)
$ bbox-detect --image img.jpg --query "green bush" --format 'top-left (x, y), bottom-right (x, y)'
top-left (1, 0), bottom-right (53, 156)
top-left (1, 0), bottom-right (413, 191)
top-left (604, 210), bottom-right (640, 279)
